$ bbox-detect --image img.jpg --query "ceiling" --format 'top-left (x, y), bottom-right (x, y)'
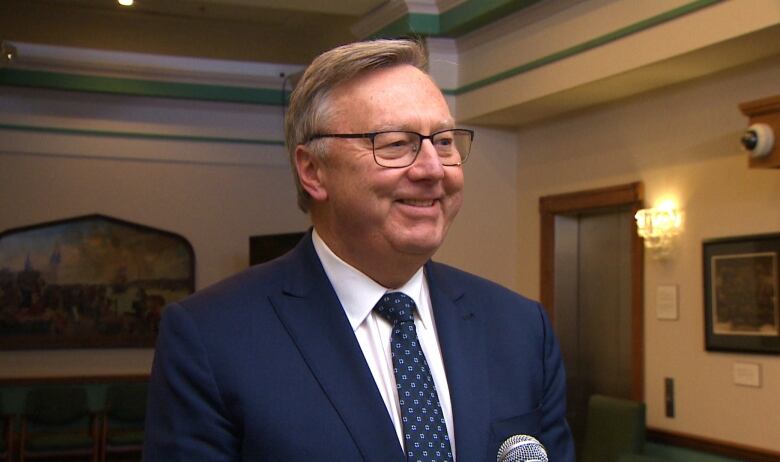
top-left (0, 0), bottom-right (391, 64)
top-left (55, 0), bottom-right (389, 20)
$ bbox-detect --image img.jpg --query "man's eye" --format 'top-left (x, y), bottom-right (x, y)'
top-left (376, 134), bottom-right (415, 150)
top-left (377, 140), bottom-right (410, 150)
top-left (435, 137), bottom-right (454, 147)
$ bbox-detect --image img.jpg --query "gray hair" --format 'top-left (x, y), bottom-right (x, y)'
top-left (284, 39), bottom-right (428, 212)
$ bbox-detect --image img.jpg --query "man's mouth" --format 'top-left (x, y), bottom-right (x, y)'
top-left (399, 199), bottom-right (436, 207)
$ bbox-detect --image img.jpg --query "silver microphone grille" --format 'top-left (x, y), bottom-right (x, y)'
top-left (497, 434), bottom-right (548, 462)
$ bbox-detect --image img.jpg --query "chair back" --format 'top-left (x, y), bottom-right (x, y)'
top-left (106, 383), bottom-right (148, 423)
top-left (581, 394), bottom-right (646, 462)
top-left (25, 386), bottom-right (90, 426)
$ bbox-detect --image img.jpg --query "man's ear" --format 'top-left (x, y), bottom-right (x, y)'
top-left (295, 145), bottom-right (328, 202)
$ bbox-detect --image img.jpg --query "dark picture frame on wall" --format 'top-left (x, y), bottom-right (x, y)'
top-left (0, 214), bottom-right (195, 350)
top-left (249, 232), bottom-right (305, 266)
top-left (703, 233), bottom-right (780, 354)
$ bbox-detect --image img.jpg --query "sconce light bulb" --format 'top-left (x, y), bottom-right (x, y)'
top-left (635, 206), bottom-right (683, 259)
top-left (118, 0), bottom-right (134, 6)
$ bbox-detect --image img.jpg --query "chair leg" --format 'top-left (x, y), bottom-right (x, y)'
top-left (18, 419), bottom-right (26, 462)
top-left (93, 414), bottom-right (101, 462)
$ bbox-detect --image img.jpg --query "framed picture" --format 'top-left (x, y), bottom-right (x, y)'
top-left (249, 232), bottom-right (305, 266)
top-left (703, 233), bottom-right (780, 354)
top-left (0, 214), bottom-right (194, 350)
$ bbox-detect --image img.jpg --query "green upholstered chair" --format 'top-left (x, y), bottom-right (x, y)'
top-left (100, 383), bottom-right (147, 462)
top-left (19, 386), bottom-right (99, 462)
top-left (580, 394), bottom-right (647, 462)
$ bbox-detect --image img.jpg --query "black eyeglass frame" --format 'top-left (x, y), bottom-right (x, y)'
top-left (308, 128), bottom-right (475, 168)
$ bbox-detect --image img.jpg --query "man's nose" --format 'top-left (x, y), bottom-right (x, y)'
top-left (409, 139), bottom-right (445, 178)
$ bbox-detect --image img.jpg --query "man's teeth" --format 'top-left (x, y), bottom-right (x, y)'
top-left (402, 199), bottom-right (435, 206)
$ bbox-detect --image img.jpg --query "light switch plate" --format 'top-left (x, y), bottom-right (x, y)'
top-left (733, 362), bottom-right (761, 387)
top-left (656, 285), bottom-right (678, 320)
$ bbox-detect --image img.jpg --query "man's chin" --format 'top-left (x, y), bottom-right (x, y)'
top-left (391, 233), bottom-right (446, 258)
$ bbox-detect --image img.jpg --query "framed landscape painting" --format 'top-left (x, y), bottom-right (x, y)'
top-left (0, 214), bottom-right (194, 349)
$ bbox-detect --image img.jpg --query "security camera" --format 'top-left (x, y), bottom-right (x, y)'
top-left (740, 123), bottom-right (774, 158)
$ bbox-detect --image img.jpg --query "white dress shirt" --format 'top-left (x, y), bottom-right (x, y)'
top-left (312, 229), bottom-right (456, 458)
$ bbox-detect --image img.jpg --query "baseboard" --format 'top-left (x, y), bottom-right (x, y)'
top-left (647, 427), bottom-right (780, 462)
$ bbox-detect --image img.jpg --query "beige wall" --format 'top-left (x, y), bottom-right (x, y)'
top-left (515, 57), bottom-right (780, 451)
top-left (436, 125), bottom-right (519, 291)
top-left (0, 92), bottom-right (520, 379)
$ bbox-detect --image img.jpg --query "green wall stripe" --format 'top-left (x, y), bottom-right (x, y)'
top-left (374, 0), bottom-right (544, 38)
top-left (439, 0), bottom-right (543, 37)
top-left (447, 0), bottom-right (724, 95)
top-left (0, 69), bottom-right (288, 106)
top-left (0, 123), bottom-right (285, 146)
top-left (374, 13), bottom-right (440, 38)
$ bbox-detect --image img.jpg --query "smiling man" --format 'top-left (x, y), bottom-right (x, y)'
top-left (144, 39), bottom-right (574, 462)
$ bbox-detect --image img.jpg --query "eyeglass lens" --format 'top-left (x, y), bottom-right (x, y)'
top-left (373, 130), bottom-right (471, 167)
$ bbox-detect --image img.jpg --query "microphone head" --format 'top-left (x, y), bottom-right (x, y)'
top-left (497, 434), bottom-right (548, 462)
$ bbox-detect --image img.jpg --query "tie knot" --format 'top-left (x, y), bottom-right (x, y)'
top-left (374, 292), bottom-right (416, 324)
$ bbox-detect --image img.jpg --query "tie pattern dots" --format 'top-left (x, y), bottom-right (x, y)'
top-left (374, 292), bottom-right (454, 462)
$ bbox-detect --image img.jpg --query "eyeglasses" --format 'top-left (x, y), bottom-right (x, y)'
top-left (308, 128), bottom-right (474, 168)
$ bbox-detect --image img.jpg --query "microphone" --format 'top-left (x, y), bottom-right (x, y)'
top-left (497, 434), bottom-right (548, 462)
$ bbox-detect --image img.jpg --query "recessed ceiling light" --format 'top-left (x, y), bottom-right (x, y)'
top-left (118, 0), bottom-right (134, 6)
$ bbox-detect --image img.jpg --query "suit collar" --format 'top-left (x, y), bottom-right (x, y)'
top-left (425, 261), bottom-right (491, 461)
top-left (273, 232), bottom-right (404, 461)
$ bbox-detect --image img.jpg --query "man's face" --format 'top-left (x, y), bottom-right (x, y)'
top-left (307, 64), bottom-right (464, 273)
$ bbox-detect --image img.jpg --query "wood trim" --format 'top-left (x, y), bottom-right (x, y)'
top-left (0, 374), bottom-right (149, 385)
top-left (539, 182), bottom-right (645, 400)
top-left (539, 211), bottom-right (556, 325)
top-left (629, 201), bottom-right (645, 401)
top-left (647, 427), bottom-right (780, 462)
top-left (539, 182), bottom-right (643, 214)
top-left (739, 94), bottom-right (780, 116)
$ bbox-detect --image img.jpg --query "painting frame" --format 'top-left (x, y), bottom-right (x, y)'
top-left (249, 231), bottom-right (305, 266)
top-left (703, 233), bottom-right (780, 354)
top-left (0, 214), bottom-right (195, 350)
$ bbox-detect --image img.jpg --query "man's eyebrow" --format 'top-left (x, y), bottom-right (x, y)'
top-left (372, 120), bottom-right (456, 132)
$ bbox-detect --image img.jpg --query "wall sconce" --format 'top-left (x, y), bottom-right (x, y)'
top-left (635, 206), bottom-right (682, 259)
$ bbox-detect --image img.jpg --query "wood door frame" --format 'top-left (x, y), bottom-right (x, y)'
top-left (539, 181), bottom-right (645, 401)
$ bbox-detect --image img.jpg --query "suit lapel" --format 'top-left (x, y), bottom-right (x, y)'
top-left (269, 235), bottom-right (403, 462)
top-left (426, 262), bottom-right (491, 462)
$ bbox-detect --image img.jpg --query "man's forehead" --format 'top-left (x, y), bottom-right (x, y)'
top-left (326, 65), bottom-right (451, 124)
top-left (329, 64), bottom-right (435, 95)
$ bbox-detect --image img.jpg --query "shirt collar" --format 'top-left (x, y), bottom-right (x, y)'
top-left (311, 229), bottom-right (431, 331)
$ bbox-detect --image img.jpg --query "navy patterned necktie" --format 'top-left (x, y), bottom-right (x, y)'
top-left (374, 292), bottom-right (453, 462)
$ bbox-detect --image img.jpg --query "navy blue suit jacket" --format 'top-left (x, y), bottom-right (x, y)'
top-left (144, 233), bottom-right (574, 461)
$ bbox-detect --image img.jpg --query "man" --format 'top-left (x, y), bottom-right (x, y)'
top-left (144, 39), bottom-right (574, 461)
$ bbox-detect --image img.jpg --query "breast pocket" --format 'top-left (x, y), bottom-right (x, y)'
top-left (488, 406), bottom-right (543, 459)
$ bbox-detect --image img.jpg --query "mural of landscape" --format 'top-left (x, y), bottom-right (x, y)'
top-left (0, 215), bottom-right (194, 349)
